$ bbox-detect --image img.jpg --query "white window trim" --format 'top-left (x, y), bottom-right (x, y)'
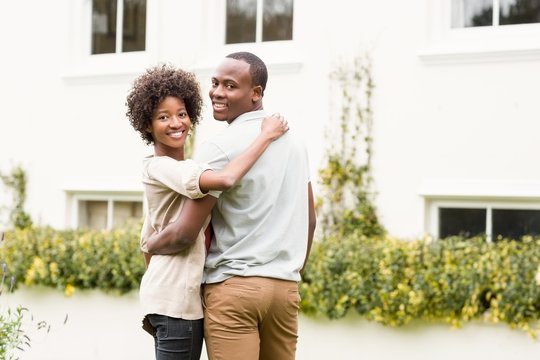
top-left (63, 0), bottom-right (158, 79)
top-left (420, 178), bottom-right (540, 241)
top-left (225, 0), bottom-right (292, 44)
top-left (419, 0), bottom-right (540, 65)
top-left (63, 175), bottom-right (143, 229)
top-left (196, 0), bottom-right (302, 76)
top-left (66, 192), bottom-right (143, 230)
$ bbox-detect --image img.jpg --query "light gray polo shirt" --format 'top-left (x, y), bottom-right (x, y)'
top-left (194, 110), bottom-right (310, 283)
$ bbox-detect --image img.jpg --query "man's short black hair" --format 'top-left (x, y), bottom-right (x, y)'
top-left (226, 52), bottom-right (268, 95)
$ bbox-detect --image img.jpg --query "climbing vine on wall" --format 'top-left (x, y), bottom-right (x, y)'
top-left (0, 165), bottom-right (32, 230)
top-left (317, 53), bottom-right (384, 238)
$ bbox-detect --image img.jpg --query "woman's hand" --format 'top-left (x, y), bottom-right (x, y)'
top-left (261, 113), bottom-right (289, 141)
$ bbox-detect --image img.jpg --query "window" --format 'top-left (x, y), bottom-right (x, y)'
top-left (437, 206), bottom-right (540, 241)
top-left (77, 198), bottom-right (143, 230)
top-left (419, 0), bottom-right (540, 64)
top-left (439, 207), bottom-right (487, 238)
top-left (225, 0), bottom-right (293, 44)
top-left (451, 0), bottom-right (540, 28)
top-left (92, 0), bottom-right (146, 55)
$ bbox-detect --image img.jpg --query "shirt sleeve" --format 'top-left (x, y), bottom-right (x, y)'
top-left (144, 157), bottom-right (211, 199)
top-left (193, 141), bottom-right (231, 198)
top-left (140, 210), bottom-right (152, 253)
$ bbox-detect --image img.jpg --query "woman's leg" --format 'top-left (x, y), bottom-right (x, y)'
top-left (147, 314), bottom-right (204, 360)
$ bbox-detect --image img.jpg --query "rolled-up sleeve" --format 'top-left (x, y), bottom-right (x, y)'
top-left (144, 157), bottom-right (211, 199)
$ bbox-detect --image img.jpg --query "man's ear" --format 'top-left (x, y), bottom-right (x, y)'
top-left (251, 85), bottom-right (263, 103)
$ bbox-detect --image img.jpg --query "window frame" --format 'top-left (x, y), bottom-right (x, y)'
top-left (225, 0), bottom-right (294, 44)
top-left (421, 178), bottom-right (540, 241)
top-left (419, 0), bottom-right (540, 64)
top-left (195, 0), bottom-right (302, 76)
top-left (425, 198), bottom-right (540, 242)
top-left (63, 0), bottom-right (157, 79)
top-left (91, 0), bottom-right (147, 55)
top-left (66, 191), bottom-right (143, 230)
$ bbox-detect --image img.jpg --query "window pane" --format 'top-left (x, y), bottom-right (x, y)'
top-left (262, 0), bottom-right (293, 41)
top-left (92, 0), bottom-right (117, 54)
top-left (226, 0), bottom-right (257, 44)
top-left (122, 0), bottom-right (146, 52)
top-left (451, 0), bottom-right (493, 28)
top-left (439, 208), bottom-right (486, 238)
top-left (492, 209), bottom-right (540, 240)
top-left (79, 200), bottom-right (108, 230)
top-left (500, 0), bottom-right (540, 25)
top-left (112, 201), bottom-right (143, 229)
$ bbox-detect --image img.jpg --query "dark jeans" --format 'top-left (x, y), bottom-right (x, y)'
top-left (147, 314), bottom-right (204, 360)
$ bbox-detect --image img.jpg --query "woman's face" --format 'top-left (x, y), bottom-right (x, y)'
top-left (147, 96), bottom-right (191, 160)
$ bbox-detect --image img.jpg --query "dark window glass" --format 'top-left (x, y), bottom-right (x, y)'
top-left (92, 0), bottom-right (117, 54)
top-left (226, 0), bottom-right (257, 44)
top-left (262, 0), bottom-right (293, 41)
top-left (500, 0), bottom-right (540, 25)
top-left (492, 209), bottom-right (540, 240)
top-left (122, 0), bottom-right (146, 52)
top-left (439, 208), bottom-right (486, 238)
top-left (452, 0), bottom-right (493, 27)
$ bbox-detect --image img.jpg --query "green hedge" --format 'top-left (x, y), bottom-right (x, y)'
top-left (0, 226), bottom-right (145, 295)
top-left (2, 226), bottom-right (540, 337)
top-left (300, 231), bottom-right (540, 337)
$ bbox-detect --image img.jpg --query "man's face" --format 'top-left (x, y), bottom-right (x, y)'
top-left (209, 58), bottom-right (261, 124)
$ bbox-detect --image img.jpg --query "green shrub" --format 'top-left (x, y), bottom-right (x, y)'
top-left (300, 232), bottom-right (540, 337)
top-left (0, 225), bottom-right (145, 295)
top-left (3, 224), bottom-right (540, 337)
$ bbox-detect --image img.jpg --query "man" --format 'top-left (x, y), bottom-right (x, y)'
top-left (147, 51), bottom-right (316, 360)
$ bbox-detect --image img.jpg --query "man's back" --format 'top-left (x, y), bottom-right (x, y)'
top-left (195, 110), bottom-right (310, 283)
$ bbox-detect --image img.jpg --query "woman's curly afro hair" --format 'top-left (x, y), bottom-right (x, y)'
top-left (126, 64), bottom-right (204, 145)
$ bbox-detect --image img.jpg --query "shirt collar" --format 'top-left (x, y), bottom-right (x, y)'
top-left (228, 110), bottom-right (268, 126)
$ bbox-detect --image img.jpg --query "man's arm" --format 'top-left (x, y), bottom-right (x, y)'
top-left (146, 195), bottom-right (218, 255)
top-left (301, 182), bottom-right (316, 274)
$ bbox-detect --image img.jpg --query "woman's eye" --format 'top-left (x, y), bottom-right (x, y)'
top-left (179, 112), bottom-right (187, 118)
top-left (159, 115), bottom-right (168, 121)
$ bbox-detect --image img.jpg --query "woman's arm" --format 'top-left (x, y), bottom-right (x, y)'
top-left (198, 113), bottom-right (288, 193)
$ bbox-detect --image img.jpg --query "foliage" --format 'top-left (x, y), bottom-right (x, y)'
top-left (0, 305), bottom-right (25, 360)
top-left (317, 53), bottom-right (384, 238)
top-left (0, 165), bottom-right (33, 230)
top-left (1, 258), bottom-right (50, 360)
top-left (300, 232), bottom-right (540, 337)
top-left (2, 224), bottom-right (540, 338)
top-left (0, 225), bottom-right (145, 295)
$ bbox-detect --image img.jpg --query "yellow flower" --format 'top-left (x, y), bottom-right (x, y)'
top-left (64, 283), bottom-right (75, 297)
top-left (49, 262), bottom-right (59, 277)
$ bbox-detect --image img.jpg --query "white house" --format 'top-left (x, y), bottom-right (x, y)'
top-left (1, 0), bottom-right (540, 241)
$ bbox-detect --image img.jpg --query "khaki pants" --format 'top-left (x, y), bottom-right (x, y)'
top-left (203, 276), bottom-right (300, 360)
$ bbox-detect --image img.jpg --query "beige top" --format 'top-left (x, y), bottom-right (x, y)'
top-left (139, 155), bottom-right (211, 320)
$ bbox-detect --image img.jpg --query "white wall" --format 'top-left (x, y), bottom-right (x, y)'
top-left (1, 1), bottom-right (540, 238)
top-left (4, 287), bottom-right (540, 359)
